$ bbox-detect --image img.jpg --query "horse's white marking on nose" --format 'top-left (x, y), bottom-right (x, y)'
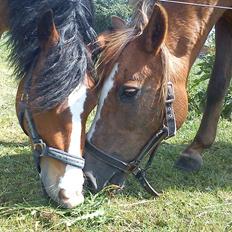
top-left (87, 63), bottom-right (119, 141)
top-left (58, 82), bottom-right (87, 207)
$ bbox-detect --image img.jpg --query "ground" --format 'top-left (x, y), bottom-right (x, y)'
top-left (0, 36), bottom-right (231, 232)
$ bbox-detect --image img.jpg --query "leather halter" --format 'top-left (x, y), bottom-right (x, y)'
top-left (17, 60), bottom-right (85, 173)
top-left (85, 82), bottom-right (176, 196)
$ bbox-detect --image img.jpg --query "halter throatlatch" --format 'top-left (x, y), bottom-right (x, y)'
top-left (17, 62), bottom-right (85, 173)
top-left (85, 81), bottom-right (176, 197)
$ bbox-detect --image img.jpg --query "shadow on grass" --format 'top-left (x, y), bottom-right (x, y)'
top-left (0, 147), bottom-right (50, 208)
top-left (0, 140), bottom-right (28, 148)
top-left (124, 141), bottom-right (232, 197)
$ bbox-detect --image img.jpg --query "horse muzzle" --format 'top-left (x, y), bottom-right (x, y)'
top-left (84, 151), bottom-right (126, 193)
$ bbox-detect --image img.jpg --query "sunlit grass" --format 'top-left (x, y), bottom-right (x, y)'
top-left (0, 37), bottom-right (231, 232)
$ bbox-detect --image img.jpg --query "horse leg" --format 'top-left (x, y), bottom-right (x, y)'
top-left (176, 14), bottom-right (232, 172)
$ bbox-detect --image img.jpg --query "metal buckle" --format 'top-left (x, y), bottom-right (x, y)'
top-left (166, 97), bottom-right (174, 104)
top-left (167, 81), bottom-right (174, 87)
top-left (33, 140), bottom-right (46, 155)
top-left (128, 160), bottom-right (140, 173)
top-left (166, 82), bottom-right (175, 103)
top-left (131, 166), bottom-right (141, 176)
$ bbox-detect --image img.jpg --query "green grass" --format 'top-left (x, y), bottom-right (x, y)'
top-left (0, 36), bottom-right (232, 232)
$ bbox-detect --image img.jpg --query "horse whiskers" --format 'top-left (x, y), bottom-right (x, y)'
top-left (46, 182), bottom-right (60, 195)
top-left (45, 185), bottom-right (60, 203)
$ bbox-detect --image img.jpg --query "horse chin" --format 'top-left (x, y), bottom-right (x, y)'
top-left (58, 192), bottom-right (84, 209)
top-left (40, 168), bottom-right (85, 208)
top-left (84, 170), bottom-right (126, 194)
top-left (84, 154), bottom-right (127, 194)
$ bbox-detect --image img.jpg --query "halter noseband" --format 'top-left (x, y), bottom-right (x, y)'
top-left (85, 81), bottom-right (176, 196)
top-left (17, 60), bottom-right (85, 173)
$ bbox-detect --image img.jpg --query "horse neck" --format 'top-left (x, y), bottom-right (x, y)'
top-left (163, 0), bottom-right (230, 78)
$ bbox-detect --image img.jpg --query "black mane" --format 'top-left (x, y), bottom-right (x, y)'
top-left (7, 0), bottom-right (96, 110)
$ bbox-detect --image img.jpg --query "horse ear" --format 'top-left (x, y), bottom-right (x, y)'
top-left (37, 10), bottom-right (59, 49)
top-left (139, 4), bottom-right (168, 55)
top-left (111, 16), bottom-right (127, 30)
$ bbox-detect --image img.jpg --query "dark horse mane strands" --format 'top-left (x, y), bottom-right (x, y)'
top-left (6, 0), bottom-right (96, 111)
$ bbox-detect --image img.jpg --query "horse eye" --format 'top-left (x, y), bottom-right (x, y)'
top-left (120, 86), bottom-right (140, 101)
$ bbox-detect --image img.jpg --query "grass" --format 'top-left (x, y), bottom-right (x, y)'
top-left (0, 35), bottom-right (232, 232)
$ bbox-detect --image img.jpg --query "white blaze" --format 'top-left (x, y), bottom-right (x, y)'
top-left (88, 63), bottom-right (119, 141)
top-left (68, 83), bottom-right (87, 155)
top-left (58, 82), bottom-right (87, 206)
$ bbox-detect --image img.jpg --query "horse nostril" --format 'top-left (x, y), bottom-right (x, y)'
top-left (58, 189), bottom-right (84, 208)
top-left (58, 189), bottom-right (70, 201)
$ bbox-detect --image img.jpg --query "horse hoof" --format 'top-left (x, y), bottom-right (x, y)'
top-left (175, 153), bottom-right (203, 172)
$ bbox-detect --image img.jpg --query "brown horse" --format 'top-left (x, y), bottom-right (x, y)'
top-left (0, 0), bottom-right (8, 37)
top-left (2, 0), bottom-right (97, 208)
top-left (84, 0), bottom-right (232, 192)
